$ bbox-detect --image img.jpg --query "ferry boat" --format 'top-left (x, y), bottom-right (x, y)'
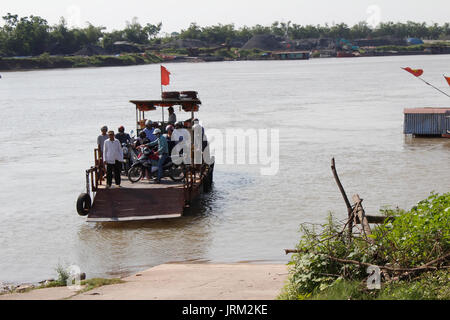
top-left (76, 91), bottom-right (214, 222)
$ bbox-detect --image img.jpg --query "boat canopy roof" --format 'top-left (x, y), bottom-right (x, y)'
top-left (130, 99), bottom-right (201, 112)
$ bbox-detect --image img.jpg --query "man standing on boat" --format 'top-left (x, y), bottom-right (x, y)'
top-left (97, 125), bottom-right (109, 178)
top-left (97, 125), bottom-right (109, 154)
top-left (168, 106), bottom-right (177, 124)
top-left (103, 130), bottom-right (124, 188)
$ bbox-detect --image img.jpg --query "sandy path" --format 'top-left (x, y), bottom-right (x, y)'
top-left (0, 263), bottom-right (288, 300)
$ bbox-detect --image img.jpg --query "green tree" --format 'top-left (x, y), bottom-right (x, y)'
top-left (1, 13), bottom-right (50, 56)
top-left (123, 17), bottom-right (162, 44)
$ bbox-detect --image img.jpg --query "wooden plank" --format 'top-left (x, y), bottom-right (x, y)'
top-left (352, 194), bottom-right (373, 243)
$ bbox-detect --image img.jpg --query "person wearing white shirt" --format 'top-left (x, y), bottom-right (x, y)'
top-left (103, 130), bottom-right (124, 188)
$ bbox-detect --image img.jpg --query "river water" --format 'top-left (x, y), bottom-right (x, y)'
top-left (0, 55), bottom-right (449, 284)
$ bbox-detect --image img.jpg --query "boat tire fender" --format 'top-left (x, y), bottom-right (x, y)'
top-left (76, 193), bottom-right (91, 216)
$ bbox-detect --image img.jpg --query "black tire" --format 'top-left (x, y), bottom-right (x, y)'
top-left (169, 164), bottom-right (185, 182)
top-left (128, 165), bottom-right (144, 183)
top-left (76, 193), bottom-right (91, 216)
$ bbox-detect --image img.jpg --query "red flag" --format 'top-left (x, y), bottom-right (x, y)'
top-left (402, 67), bottom-right (423, 77)
top-left (444, 75), bottom-right (450, 86)
top-left (161, 65), bottom-right (170, 86)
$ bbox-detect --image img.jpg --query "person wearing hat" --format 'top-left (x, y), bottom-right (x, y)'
top-left (103, 130), bottom-right (124, 188)
top-left (142, 128), bottom-right (168, 183)
top-left (143, 119), bottom-right (157, 142)
top-left (97, 125), bottom-right (108, 154)
top-left (115, 126), bottom-right (131, 144)
top-left (97, 125), bottom-right (109, 178)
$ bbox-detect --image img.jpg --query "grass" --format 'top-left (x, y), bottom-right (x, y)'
top-left (1, 264), bottom-right (126, 297)
top-left (279, 270), bottom-right (450, 300)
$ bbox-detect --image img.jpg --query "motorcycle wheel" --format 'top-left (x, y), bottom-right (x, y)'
top-left (128, 165), bottom-right (144, 183)
top-left (169, 164), bottom-right (185, 182)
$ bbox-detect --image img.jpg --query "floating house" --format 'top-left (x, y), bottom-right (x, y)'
top-left (403, 107), bottom-right (450, 137)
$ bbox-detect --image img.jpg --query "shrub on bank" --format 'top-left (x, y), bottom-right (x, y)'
top-left (280, 192), bottom-right (450, 300)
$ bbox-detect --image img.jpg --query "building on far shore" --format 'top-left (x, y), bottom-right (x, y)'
top-left (271, 51), bottom-right (310, 60)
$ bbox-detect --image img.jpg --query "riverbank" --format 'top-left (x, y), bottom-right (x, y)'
top-left (0, 263), bottom-right (288, 300)
top-left (2, 48), bottom-right (450, 72)
top-left (0, 52), bottom-right (163, 71)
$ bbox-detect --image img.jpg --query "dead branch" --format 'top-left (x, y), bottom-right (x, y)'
top-left (331, 158), bottom-right (353, 240)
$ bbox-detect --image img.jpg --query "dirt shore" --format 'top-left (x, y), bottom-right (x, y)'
top-left (0, 263), bottom-right (288, 300)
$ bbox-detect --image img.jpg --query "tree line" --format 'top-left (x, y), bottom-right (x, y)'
top-left (1, 13), bottom-right (450, 57)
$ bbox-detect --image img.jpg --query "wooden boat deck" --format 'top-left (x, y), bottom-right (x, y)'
top-left (87, 177), bottom-right (186, 222)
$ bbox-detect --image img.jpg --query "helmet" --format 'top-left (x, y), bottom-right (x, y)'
top-left (175, 121), bottom-right (183, 128)
top-left (118, 125), bottom-right (125, 132)
top-left (166, 125), bottom-right (174, 132)
top-left (153, 128), bottom-right (162, 135)
top-left (145, 119), bottom-right (152, 126)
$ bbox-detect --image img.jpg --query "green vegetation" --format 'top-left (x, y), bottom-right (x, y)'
top-left (1, 12), bottom-right (450, 58)
top-left (78, 278), bottom-right (124, 294)
top-left (0, 52), bottom-right (162, 70)
top-left (280, 192), bottom-right (450, 300)
top-left (38, 276), bottom-right (124, 292)
top-left (39, 266), bottom-right (124, 294)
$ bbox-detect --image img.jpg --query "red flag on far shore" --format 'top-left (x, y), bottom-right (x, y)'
top-left (402, 67), bottom-right (424, 77)
top-left (444, 75), bottom-right (450, 86)
top-left (161, 65), bottom-right (170, 86)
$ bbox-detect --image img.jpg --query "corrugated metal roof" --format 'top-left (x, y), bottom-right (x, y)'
top-left (404, 107), bottom-right (450, 114)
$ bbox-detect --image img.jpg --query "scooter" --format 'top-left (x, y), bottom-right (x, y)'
top-left (127, 146), bottom-right (185, 183)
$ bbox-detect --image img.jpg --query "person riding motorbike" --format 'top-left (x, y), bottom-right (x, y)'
top-left (140, 128), bottom-right (168, 184)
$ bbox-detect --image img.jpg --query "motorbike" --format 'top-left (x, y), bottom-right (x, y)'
top-left (121, 142), bottom-right (139, 174)
top-left (120, 130), bottom-right (139, 174)
top-left (127, 146), bottom-right (185, 183)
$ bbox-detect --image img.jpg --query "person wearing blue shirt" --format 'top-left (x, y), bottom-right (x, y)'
top-left (143, 120), bottom-right (157, 142)
top-left (145, 128), bottom-right (169, 183)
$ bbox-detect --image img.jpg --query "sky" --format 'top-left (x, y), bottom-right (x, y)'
top-left (1, 0), bottom-right (449, 33)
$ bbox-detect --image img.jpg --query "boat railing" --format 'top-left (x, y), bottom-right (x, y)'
top-left (84, 148), bottom-right (104, 196)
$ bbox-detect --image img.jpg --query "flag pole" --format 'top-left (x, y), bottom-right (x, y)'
top-left (160, 65), bottom-right (165, 123)
top-left (401, 68), bottom-right (450, 98)
top-left (417, 76), bottom-right (450, 98)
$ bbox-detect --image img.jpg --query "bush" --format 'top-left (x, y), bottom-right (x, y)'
top-left (373, 192), bottom-right (450, 267)
top-left (281, 192), bottom-right (450, 300)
